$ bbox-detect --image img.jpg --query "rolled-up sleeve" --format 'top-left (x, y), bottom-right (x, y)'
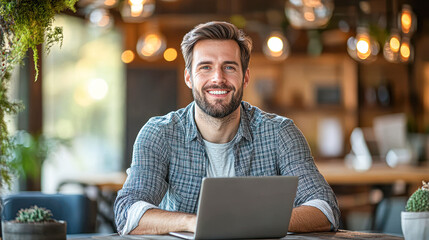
top-left (114, 118), bottom-right (170, 233)
top-left (278, 120), bottom-right (340, 231)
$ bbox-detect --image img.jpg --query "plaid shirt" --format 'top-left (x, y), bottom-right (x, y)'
top-left (114, 101), bottom-right (340, 232)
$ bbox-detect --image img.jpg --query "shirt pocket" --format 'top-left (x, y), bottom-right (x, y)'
top-left (169, 173), bottom-right (203, 213)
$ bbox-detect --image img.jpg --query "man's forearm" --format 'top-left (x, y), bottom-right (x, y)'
top-left (288, 205), bottom-right (331, 232)
top-left (130, 208), bottom-right (197, 235)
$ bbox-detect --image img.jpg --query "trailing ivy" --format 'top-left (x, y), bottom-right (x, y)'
top-left (0, 0), bottom-right (77, 190)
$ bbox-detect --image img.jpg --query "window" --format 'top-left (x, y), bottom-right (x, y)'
top-left (42, 15), bottom-right (124, 192)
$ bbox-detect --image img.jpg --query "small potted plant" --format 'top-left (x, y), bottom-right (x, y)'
top-left (401, 181), bottom-right (429, 240)
top-left (1, 205), bottom-right (66, 240)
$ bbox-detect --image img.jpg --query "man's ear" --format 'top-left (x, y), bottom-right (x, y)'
top-left (184, 69), bottom-right (192, 89)
top-left (243, 68), bottom-right (250, 88)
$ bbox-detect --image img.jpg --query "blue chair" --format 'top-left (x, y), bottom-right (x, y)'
top-left (1, 192), bottom-right (97, 234)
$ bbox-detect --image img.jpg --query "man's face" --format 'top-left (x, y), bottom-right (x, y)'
top-left (185, 39), bottom-right (249, 118)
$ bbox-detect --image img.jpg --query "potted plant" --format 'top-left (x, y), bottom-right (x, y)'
top-left (401, 181), bottom-right (429, 240)
top-left (1, 205), bottom-right (66, 240)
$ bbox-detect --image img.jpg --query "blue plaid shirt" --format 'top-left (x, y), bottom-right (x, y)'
top-left (114, 101), bottom-right (340, 232)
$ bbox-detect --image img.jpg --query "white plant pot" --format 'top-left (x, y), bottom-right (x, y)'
top-left (401, 211), bottom-right (429, 240)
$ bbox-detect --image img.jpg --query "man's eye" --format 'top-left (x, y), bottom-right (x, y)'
top-left (200, 66), bottom-right (210, 70)
top-left (225, 66), bottom-right (236, 71)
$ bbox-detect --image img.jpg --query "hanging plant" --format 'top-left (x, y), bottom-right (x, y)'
top-left (0, 0), bottom-right (77, 190)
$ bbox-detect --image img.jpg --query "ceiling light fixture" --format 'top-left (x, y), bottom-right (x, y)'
top-left (136, 31), bottom-right (166, 61)
top-left (383, 29), bottom-right (402, 63)
top-left (263, 32), bottom-right (290, 60)
top-left (383, 2), bottom-right (415, 63)
top-left (285, 0), bottom-right (334, 29)
top-left (347, 27), bottom-right (379, 62)
top-left (399, 4), bottom-right (416, 36)
top-left (121, 0), bottom-right (155, 23)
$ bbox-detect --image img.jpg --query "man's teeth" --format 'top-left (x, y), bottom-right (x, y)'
top-left (209, 90), bottom-right (227, 95)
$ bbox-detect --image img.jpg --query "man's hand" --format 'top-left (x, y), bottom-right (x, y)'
top-left (288, 205), bottom-right (331, 232)
top-left (130, 208), bottom-right (197, 235)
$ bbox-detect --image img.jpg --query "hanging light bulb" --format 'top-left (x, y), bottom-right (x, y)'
top-left (136, 31), bottom-right (166, 61)
top-left (399, 37), bottom-right (413, 63)
top-left (121, 0), bottom-right (155, 23)
top-left (383, 29), bottom-right (401, 63)
top-left (121, 50), bottom-right (135, 63)
top-left (347, 27), bottom-right (379, 62)
top-left (263, 32), bottom-right (290, 60)
top-left (285, 0), bottom-right (334, 29)
top-left (398, 4), bottom-right (416, 36)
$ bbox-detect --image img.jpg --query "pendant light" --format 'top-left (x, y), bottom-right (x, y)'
top-left (121, 0), bottom-right (155, 23)
top-left (347, 27), bottom-right (379, 62)
top-left (263, 31), bottom-right (290, 60)
top-left (285, 0), bottom-right (334, 29)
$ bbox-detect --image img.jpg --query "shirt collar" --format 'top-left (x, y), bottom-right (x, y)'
top-left (186, 102), bottom-right (200, 142)
top-left (185, 101), bottom-right (253, 143)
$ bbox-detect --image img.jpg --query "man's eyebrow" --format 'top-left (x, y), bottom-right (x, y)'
top-left (195, 61), bottom-right (212, 67)
top-left (223, 61), bottom-right (239, 66)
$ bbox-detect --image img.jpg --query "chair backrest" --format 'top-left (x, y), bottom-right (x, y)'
top-left (1, 192), bottom-right (97, 234)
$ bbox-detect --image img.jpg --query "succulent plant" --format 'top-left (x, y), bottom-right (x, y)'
top-left (15, 205), bottom-right (53, 223)
top-left (406, 181), bottom-right (429, 212)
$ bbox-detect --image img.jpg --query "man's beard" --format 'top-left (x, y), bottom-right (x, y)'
top-left (192, 81), bottom-right (243, 119)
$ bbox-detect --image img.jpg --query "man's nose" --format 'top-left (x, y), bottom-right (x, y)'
top-left (211, 67), bottom-right (225, 83)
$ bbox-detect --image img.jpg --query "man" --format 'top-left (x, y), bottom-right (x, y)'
top-left (114, 21), bottom-right (340, 235)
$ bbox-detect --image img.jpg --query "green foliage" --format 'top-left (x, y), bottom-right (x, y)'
top-left (0, 0), bottom-right (77, 79)
top-left (15, 205), bottom-right (53, 223)
top-left (0, 70), bottom-right (23, 189)
top-left (0, 0), bottom-right (77, 190)
top-left (406, 181), bottom-right (429, 212)
top-left (11, 130), bottom-right (62, 180)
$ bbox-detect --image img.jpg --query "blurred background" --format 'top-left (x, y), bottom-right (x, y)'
top-left (4, 0), bottom-right (429, 236)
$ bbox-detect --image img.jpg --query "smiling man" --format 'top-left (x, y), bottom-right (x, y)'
top-left (114, 21), bottom-right (340, 235)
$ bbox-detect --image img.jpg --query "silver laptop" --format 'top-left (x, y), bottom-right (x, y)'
top-left (170, 176), bottom-right (298, 240)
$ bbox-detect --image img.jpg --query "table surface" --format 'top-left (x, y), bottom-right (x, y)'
top-left (67, 230), bottom-right (403, 239)
top-left (316, 160), bottom-right (429, 185)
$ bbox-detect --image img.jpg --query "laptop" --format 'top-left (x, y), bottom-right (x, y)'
top-left (169, 176), bottom-right (298, 240)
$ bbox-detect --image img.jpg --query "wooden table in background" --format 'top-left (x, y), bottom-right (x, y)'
top-left (317, 160), bottom-right (429, 186)
top-left (316, 159), bottom-right (429, 231)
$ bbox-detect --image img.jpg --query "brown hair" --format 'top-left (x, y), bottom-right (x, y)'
top-left (181, 21), bottom-right (252, 76)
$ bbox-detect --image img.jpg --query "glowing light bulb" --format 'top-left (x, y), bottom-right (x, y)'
top-left (267, 36), bottom-right (284, 53)
top-left (136, 32), bottom-right (166, 60)
top-left (383, 31), bottom-right (402, 63)
top-left (357, 38), bottom-right (369, 54)
top-left (263, 32), bottom-right (290, 60)
top-left (141, 34), bottom-right (162, 56)
top-left (303, 8), bottom-right (316, 22)
top-left (389, 36), bottom-right (400, 52)
top-left (401, 11), bottom-right (412, 34)
top-left (121, 50), bottom-right (135, 63)
top-left (398, 5), bottom-right (416, 36)
top-left (347, 28), bottom-right (379, 62)
top-left (400, 42), bottom-right (410, 60)
top-left (121, 0), bottom-right (155, 22)
top-left (163, 48), bottom-right (177, 62)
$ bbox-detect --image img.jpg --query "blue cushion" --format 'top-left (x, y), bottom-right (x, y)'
top-left (1, 192), bottom-right (97, 234)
